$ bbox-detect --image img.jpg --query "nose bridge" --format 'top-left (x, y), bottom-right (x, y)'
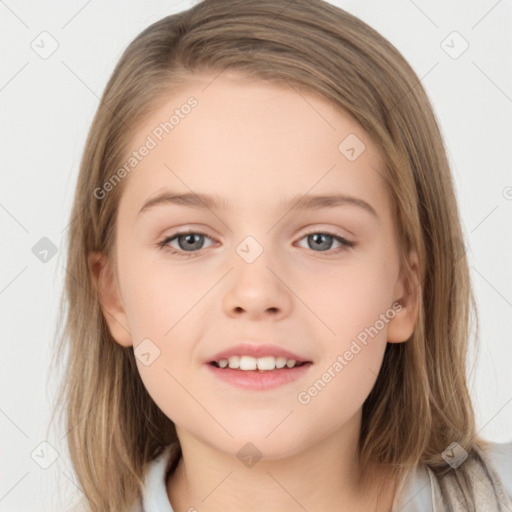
top-left (232, 231), bottom-right (282, 289)
top-left (235, 233), bottom-right (268, 266)
top-left (225, 201), bottom-right (279, 266)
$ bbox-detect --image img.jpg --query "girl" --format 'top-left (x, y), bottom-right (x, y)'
top-left (51, 0), bottom-right (512, 511)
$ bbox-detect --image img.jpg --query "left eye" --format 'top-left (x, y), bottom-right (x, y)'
top-left (157, 230), bottom-right (355, 257)
top-left (296, 232), bottom-right (354, 252)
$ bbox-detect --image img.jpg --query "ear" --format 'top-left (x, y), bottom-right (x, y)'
top-left (88, 251), bottom-right (133, 347)
top-left (387, 250), bottom-right (421, 343)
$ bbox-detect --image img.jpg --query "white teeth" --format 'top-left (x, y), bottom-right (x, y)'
top-left (239, 356), bottom-right (257, 370)
top-left (275, 357), bottom-right (287, 369)
top-left (228, 356), bottom-right (240, 368)
top-left (217, 355), bottom-right (302, 371)
top-left (256, 356), bottom-right (275, 370)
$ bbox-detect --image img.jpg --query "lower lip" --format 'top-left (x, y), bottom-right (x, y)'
top-left (205, 362), bottom-right (313, 390)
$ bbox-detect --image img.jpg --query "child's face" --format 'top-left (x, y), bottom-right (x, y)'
top-left (94, 71), bottom-right (418, 459)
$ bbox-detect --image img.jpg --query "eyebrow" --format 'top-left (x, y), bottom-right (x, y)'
top-left (137, 190), bottom-right (378, 217)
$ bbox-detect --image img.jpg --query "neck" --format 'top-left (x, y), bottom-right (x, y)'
top-left (166, 417), bottom-right (398, 512)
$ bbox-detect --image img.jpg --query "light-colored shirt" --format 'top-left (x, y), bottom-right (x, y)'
top-left (137, 440), bottom-right (512, 511)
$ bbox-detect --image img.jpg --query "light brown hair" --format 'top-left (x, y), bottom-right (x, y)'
top-left (50, 0), bottom-right (486, 510)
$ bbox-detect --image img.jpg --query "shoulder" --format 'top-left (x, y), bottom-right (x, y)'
top-left (434, 439), bottom-right (512, 511)
top-left (392, 463), bottom-right (434, 511)
top-left (140, 444), bottom-right (176, 512)
top-left (480, 439), bottom-right (512, 502)
top-left (393, 440), bottom-right (512, 511)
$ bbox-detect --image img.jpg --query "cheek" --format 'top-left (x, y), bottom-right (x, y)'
top-left (119, 255), bottom-right (208, 340)
top-left (295, 341), bottom-right (386, 442)
top-left (302, 257), bottom-right (396, 346)
top-left (118, 256), bottom-right (211, 419)
top-left (296, 269), bottom-right (393, 425)
top-left (298, 260), bottom-right (394, 398)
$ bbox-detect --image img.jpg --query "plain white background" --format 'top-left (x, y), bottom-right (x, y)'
top-left (1, 1), bottom-right (511, 510)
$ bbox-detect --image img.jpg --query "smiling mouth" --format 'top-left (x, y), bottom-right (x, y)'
top-left (205, 356), bottom-right (313, 390)
top-left (208, 360), bottom-right (311, 372)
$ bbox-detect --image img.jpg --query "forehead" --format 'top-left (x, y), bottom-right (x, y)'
top-left (118, 71), bottom-right (388, 216)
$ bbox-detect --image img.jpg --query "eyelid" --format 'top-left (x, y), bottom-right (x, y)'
top-left (298, 224), bottom-right (354, 240)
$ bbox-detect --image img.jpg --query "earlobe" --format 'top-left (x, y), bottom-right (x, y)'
top-left (387, 250), bottom-right (421, 344)
top-left (88, 251), bottom-right (133, 347)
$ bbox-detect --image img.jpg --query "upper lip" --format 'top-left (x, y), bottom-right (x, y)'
top-left (206, 342), bottom-right (312, 364)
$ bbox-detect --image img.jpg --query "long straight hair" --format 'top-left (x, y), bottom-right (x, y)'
top-left (50, 1), bottom-right (486, 510)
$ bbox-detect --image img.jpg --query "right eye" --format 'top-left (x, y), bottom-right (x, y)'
top-left (157, 230), bottom-right (216, 257)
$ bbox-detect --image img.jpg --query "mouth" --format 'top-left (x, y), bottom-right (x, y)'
top-left (204, 343), bottom-right (313, 390)
top-left (208, 356), bottom-right (312, 372)
top-left (205, 356), bottom-right (313, 391)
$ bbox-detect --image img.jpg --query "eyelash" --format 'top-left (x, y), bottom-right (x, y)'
top-left (157, 229), bottom-right (356, 258)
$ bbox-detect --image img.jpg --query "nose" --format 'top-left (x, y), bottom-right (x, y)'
top-left (222, 251), bottom-right (293, 321)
